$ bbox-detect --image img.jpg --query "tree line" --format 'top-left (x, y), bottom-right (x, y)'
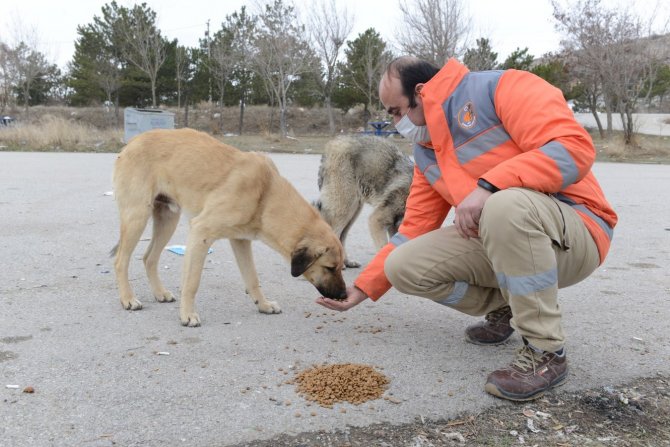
top-left (0, 0), bottom-right (668, 142)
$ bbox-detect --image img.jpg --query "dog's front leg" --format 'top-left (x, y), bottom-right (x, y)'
top-left (179, 231), bottom-right (214, 327)
top-left (229, 239), bottom-right (281, 314)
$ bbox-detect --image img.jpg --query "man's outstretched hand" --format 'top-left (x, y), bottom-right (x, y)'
top-left (316, 286), bottom-right (368, 311)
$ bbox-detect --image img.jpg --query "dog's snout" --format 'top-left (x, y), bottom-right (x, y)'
top-left (318, 285), bottom-right (347, 301)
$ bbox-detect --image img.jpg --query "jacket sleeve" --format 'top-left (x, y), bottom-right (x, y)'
top-left (354, 164), bottom-right (450, 301)
top-left (482, 70), bottom-right (595, 193)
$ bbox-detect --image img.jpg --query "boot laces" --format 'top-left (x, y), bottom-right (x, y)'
top-left (485, 306), bottom-right (510, 323)
top-left (512, 345), bottom-right (548, 373)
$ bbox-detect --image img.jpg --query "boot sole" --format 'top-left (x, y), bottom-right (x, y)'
top-left (484, 373), bottom-right (568, 402)
top-left (464, 332), bottom-right (514, 346)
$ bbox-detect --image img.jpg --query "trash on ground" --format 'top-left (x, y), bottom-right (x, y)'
top-left (166, 245), bottom-right (213, 256)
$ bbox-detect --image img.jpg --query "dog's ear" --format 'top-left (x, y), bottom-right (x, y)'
top-left (291, 246), bottom-right (317, 277)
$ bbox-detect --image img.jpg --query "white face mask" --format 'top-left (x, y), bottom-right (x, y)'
top-left (395, 111), bottom-right (430, 143)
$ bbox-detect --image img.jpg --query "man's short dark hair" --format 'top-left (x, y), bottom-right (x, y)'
top-left (386, 57), bottom-right (440, 108)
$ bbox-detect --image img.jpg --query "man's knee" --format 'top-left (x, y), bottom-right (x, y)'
top-left (480, 188), bottom-right (533, 235)
top-left (481, 188), bottom-right (526, 221)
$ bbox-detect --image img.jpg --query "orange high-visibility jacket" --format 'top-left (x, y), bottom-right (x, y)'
top-left (354, 58), bottom-right (617, 301)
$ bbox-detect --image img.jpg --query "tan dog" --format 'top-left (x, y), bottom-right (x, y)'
top-left (111, 128), bottom-right (346, 326)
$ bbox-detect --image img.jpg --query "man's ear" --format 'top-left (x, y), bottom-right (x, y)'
top-left (290, 246), bottom-right (315, 277)
top-left (414, 83), bottom-right (424, 106)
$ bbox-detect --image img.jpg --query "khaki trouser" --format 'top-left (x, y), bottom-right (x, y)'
top-left (384, 188), bottom-right (600, 352)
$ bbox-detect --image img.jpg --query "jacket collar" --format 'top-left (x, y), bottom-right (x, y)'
top-left (422, 58), bottom-right (470, 112)
top-left (421, 58), bottom-right (470, 151)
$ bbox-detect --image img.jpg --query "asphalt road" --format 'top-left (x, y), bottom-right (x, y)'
top-left (1, 151), bottom-right (669, 447)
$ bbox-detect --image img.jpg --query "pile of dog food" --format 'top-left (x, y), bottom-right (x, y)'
top-left (292, 363), bottom-right (389, 408)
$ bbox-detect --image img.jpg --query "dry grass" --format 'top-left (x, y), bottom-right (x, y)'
top-left (591, 130), bottom-right (670, 164)
top-left (0, 114), bottom-right (123, 152)
top-left (0, 104), bottom-right (402, 154)
top-left (0, 106), bottom-right (668, 163)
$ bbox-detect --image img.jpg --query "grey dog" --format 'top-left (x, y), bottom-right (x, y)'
top-left (313, 135), bottom-right (414, 268)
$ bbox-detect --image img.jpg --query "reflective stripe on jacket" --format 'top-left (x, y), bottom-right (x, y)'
top-left (354, 58), bottom-right (617, 301)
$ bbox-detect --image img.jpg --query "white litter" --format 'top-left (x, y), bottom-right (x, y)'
top-left (526, 418), bottom-right (541, 433)
top-left (166, 245), bottom-right (213, 256)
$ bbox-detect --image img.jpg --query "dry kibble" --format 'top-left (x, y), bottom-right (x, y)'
top-left (292, 363), bottom-right (389, 408)
top-left (23, 386), bottom-right (35, 394)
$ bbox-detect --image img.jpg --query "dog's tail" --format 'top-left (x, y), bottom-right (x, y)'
top-left (109, 243), bottom-right (119, 257)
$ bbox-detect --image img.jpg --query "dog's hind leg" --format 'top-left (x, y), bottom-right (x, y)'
top-left (229, 238), bottom-right (282, 314)
top-left (338, 203), bottom-right (363, 268)
top-left (114, 205), bottom-right (152, 311)
top-left (368, 207), bottom-right (393, 250)
top-left (144, 201), bottom-right (180, 303)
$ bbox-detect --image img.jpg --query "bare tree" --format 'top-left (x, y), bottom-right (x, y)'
top-left (306, 0), bottom-right (354, 134)
top-left (397, 0), bottom-right (471, 65)
top-left (175, 45), bottom-right (189, 110)
top-left (117, 4), bottom-right (167, 107)
top-left (94, 55), bottom-right (123, 126)
top-left (206, 7), bottom-right (258, 135)
top-left (0, 42), bottom-right (15, 113)
top-left (553, 0), bottom-right (669, 144)
top-left (254, 0), bottom-right (313, 137)
top-left (72, 4), bottom-right (128, 124)
top-left (208, 28), bottom-right (235, 133)
top-left (11, 42), bottom-right (50, 112)
top-left (552, 0), bottom-right (614, 136)
top-left (1, 20), bottom-right (51, 113)
top-left (228, 7), bottom-right (257, 135)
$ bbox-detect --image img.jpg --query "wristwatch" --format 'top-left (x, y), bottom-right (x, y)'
top-left (477, 178), bottom-right (500, 193)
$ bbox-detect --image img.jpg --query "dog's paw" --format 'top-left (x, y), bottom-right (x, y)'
top-left (180, 312), bottom-right (201, 327)
top-left (122, 298), bottom-right (143, 311)
top-left (258, 301), bottom-right (282, 314)
top-left (154, 290), bottom-right (175, 303)
top-left (344, 259), bottom-right (361, 269)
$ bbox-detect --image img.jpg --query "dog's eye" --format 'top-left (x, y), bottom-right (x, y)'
top-left (326, 266), bottom-right (337, 272)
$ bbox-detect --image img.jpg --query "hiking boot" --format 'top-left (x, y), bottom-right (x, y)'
top-left (465, 305), bottom-right (514, 345)
top-left (485, 344), bottom-right (568, 401)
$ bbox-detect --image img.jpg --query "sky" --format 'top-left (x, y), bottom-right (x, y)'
top-left (0, 0), bottom-right (664, 70)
